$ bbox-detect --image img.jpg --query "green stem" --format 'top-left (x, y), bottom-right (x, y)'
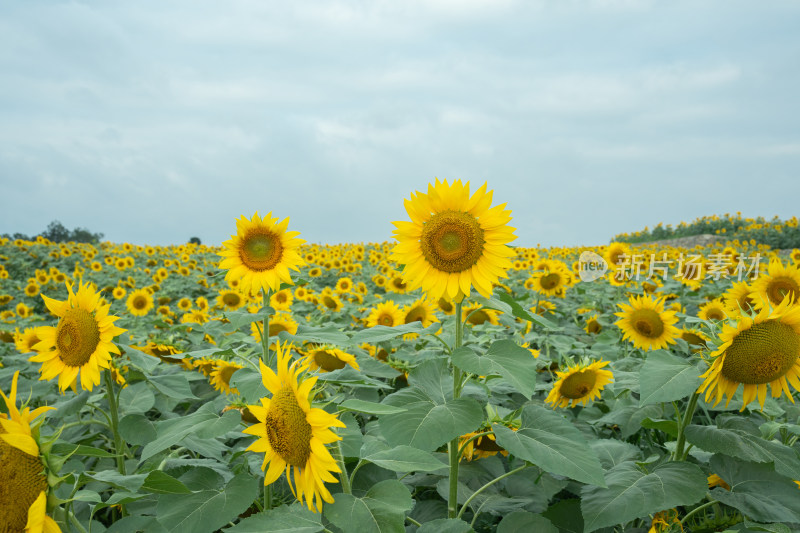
top-left (680, 498), bottom-right (717, 525)
top-left (104, 370), bottom-right (126, 476)
top-left (673, 392), bottom-right (700, 461)
top-left (457, 431), bottom-right (493, 459)
top-left (448, 299), bottom-right (464, 519)
top-left (405, 516), bottom-right (422, 527)
top-left (333, 438), bottom-right (352, 494)
top-left (456, 463), bottom-right (531, 519)
top-left (261, 289), bottom-right (272, 366)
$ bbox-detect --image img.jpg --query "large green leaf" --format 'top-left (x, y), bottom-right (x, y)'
top-left (141, 403), bottom-right (225, 461)
top-left (339, 399), bottom-right (407, 415)
top-left (363, 445), bottom-right (447, 473)
top-left (141, 470), bottom-right (192, 495)
top-left (323, 480), bottom-right (413, 533)
top-left (278, 324), bottom-right (349, 346)
top-left (685, 424), bottom-right (800, 480)
top-left (157, 474), bottom-right (258, 533)
top-left (473, 291), bottom-right (557, 329)
top-left (710, 454), bottom-right (800, 523)
top-left (492, 404), bottom-right (605, 487)
top-left (451, 340), bottom-right (538, 399)
top-left (379, 387), bottom-right (483, 451)
top-left (349, 322), bottom-right (439, 344)
top-left (416, 519), bottom-right (473, 533)
top-left (229, 367), bottom-right (268, 404)
top-left (147, 373), bottom-right (199, 400)
top-left (224, 504), bottom-right (323, 533)
top-left (580, 461), bottom-right (707, 533)
top-left (638, 350), bottom-right (702, 406)
top-left (497, 512), bottom-right (558, 533)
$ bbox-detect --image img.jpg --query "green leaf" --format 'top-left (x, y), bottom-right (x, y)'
top-left (157, 473), bottom-right (258, 533)
top-left (543, 499), bottom-right (583, 533)
top-left (224, 504), bottom-right (323, 533)
top-left (710, 454), bottom-right (800, 523)
top-left (497, 512), bottom-right (558, 533)
top-left (119, 381), bottom-right (156, 413)
top-left (323, 480), bottom-right (413, 533)
top-left (363, 445), bottom-right (447, 473)
top-left (349, 322), bottom-right (439, 344)
top-left (147, 373), bottom-right (199, 400)
top-left (742, 519), bottom-right (792, 533)
top-left (142, 470), bottom-right (193, 494)
top-left (278, 324), bottom-right (349, 346)
top-left (451, 341), bottom-right (538, 399)
top-left (229, 366), bottom-right (267, 404)
top-left (88, 471), bottom-right (147, 492)
top-left (223, 310), bottom-right (264, 330)
top-left (140, 403), bottom-right (221, 462)
top-left (685, 424), bottom-right (800, 480)
top-left (50, 443), bottom-right (117, 458)
top-left (339, 399), bottom-right (407, 415)
top-left (580, 461), bottom-right (707, 533)
top-left (640, 418), bottom-right (679, 438)
top-left (379, 387), bottom-right (483, 451)
top-left (125, 345), bottom-right (160, 372)
top-left (195, 409), bottom-right (241, 439)
top-left (492, 404), bottom-right (606, 487)
top-left (416, 518), bottom-right (474, 533)
top-left (119, 414), bottom-right (157, 446)
top-left (494, 289), bottom-right (557, 329)
top-left (638, 350), bottom-right (702, 406)
top-left (590, 440), bottom-right (642, 470)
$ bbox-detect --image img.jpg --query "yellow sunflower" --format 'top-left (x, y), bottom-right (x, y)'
top-left (680, 328), bottom-right (709, 352)
top-left (126, 289), bottom-right (154, 317)
top-left (459, 428), bottom-right (509, 461)
top-left (436, 297), bottom-right (456, 316)
top-left (698, 298), bottom-right (800, 411)
top-left (112, 287), bottom-right (126, 300)
top-left (390, 179), bottom-right (516, 301)
top-left (698, 298), bottom-right (728, 322)
top-left (584, 314), bottom-right (602, 335)
top-left (303, 347), bottom-right (360, 373)
top-left (461, 302), bottom-right (501, 326)
top-left (243, 343), bottom-right (345, 512)
top-left (1, 371), bottom-right (61, 533)
top-left (251, 312), bottom-right (299, 344)
top-left (604, 242), bottom-right (631, 270)
top-left (750, 259), bottom-right (800, 310)
top-left (545, 360), bottom-right (614, 409)
top-left (615, 295), bottom-right (680, 351)
top-left (270, 289), bottom-right (293, 311)
top-left (14, 327), bottom-right (45, 354)
top-left (32, 282), bottom-right (126, 392)
top-left (724, 281), bottom-right (757, 317)
top-left (402, 298), bottom-right (439, 328)
top-left (317, 292), bottom-right (343, 313)
top-left (219, 212), bottom-right (306, 296)
top-left (364, 300), bottom-right (405, 328)
top-left (216, 289), bottom-right (247, 311)
top-left (209, 360), bottom-right (244, 395)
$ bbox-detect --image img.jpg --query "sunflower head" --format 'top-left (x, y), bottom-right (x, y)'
top-left (545, 360), bottom-right (614, 409)
top-left (219, 212), bottom-right (306, 296)
top-left (615, 294), bottom-right (680, 351)
top-left (391, 179), bottom-right (516, 300)
top-left (750, 259), bottom-right (800, 310)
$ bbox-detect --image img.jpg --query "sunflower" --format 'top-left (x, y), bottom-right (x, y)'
top-left (364, 300), bottom-right (405, 328)
top-left (680, 328), bottom-right (709, 352)
top-left (24, 283), bottom-right (40, 298)
top-left (219, 212), bottom-right (306, 296)
top-left (402, 298), bottom-right (438, 328)
top-left (698, 298), bottom-right (727, 322)
top-left (615, 295), bottom-right (680, 351)
top-left (14, 327), bottom-right (45, 354)
top-left (126, 289), bottom-right (154, 317)
top-left (209, 360), bottom-right (244, 395)
top-left (111, 287), bottom-right (126, 300)
top-left (317, 292), bottom-right (343, 313)
top-left (527, 268), bottom-right (569, 298)
top-left (545, 360), bottom-right (614, 409)
top-left (604, 242), bottom-right (630, 270)
top-left (334, 277), bottom-right (353, 294)
top-left (436, 297), bottom-right (455, 316)
top-left (390, 179), bottom-right (516, 301)
top-left (251, 313), bottom-right (299, 344)
top-left (459, 427), bottom-right (509, 461)
top-left (697, 298), bottom-right (800, 411)
top-left (32, 282), bottom-right (126, 392)
top-left (584, 314), bottom-right (602, 335)
top-left (303, 347), bottom-right (360, 373)
top-left (270, 289), bottom-right (293, 311)
top-left (0, 371), bottom-right (61, 533)
top-left (724, 281), bottom-right (757, 317)
top-left (243, 343), bottom-right (345, 512)
top-left (461, 302), bottom-right (500, 326)
top-left (750, 259), bottom-right (800, 310)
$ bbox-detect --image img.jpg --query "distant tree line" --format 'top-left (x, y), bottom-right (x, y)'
top-left (2, 220), bottom-right (105, 244)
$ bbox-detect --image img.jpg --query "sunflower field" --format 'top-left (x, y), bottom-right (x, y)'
top-left (3, 180), bottom-right (800, 533)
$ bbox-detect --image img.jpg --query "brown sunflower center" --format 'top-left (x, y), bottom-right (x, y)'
top-left (265, 387), bottom-right (312, 467)
top-left (476, 435), bottom-right (503, 452)
top-left (467, 310), bottom-right (490, 325)
top-left (629, 309), bottom-right (665, 339)
top-left (721, 320), bottom-right (800, 385)
top-left (704, 307), bottom-right (726, 321)
top-left (560, 370), bottom-right (598, 399)
top-left (405, 307), bottom-right (426, 324)
top-left (322, 296), bottom-right (338, 309)
top-left (438, 298), bottom-right (454, 313)
top-left (240, 231), bottom-right (283, 272)
top-left (132, 295), bottom-right (148, 310)
top-left (0, 437), bottom-right (48, 532)
top-left (420, 210), bottom-right (485, 273)
top-left (586, 320), bottom-right (602, 334)
top-left (539, 273), bottom-right (561, 290)
top-left (766, 276), bottom-right (800, 306)
top-left (268, 323), bottom-right (289, 336)
top-left (681, 332), bottom-right (706, 346)
top-left (313, 350), bottom-right (346, 371)
top-left (222, 293), bottom-right (241, 307)
top-left (378, 313), bottom-right (395, 327)
top-left (56, 308), bottom-right (100, 367)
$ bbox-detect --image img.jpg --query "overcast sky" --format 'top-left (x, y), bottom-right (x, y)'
top-left (1, 0), bottom-right (799, 248)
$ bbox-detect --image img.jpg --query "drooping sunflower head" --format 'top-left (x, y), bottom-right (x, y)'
top-left (243, 343), bottom-right (345, 512)
top-left (126, 288), bottom-right (154, 317)
top-left (219, 212), bottom-right (306, 296)
top-left (584, 314), bottom-right (602, 335)
top-left (402, 298), bottom-right (438, 328)
top-left (33, 282), bottom-right (126, 392)
top-left (303, 346), bottom-right (360, 373)
top-left (209, 360), bottom-right (244, 395)
top-left (680, 328), bottom-right (709, 352)
top-left (391, 179), bottom-right (516, 300)
top-left (0, 371), bottom-right (60, 532)
top-left (614, 294), bottom-right (680, 351)
top-left (461, 302), bottom-right (501, 326)
top-left (698, 298), bottom-right (800, 411)
top-left (545, 360), bottom-right (614, 409)
top-left (750, 259), bottom-right (800, 310)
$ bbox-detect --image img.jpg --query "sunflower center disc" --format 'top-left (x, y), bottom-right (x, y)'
top-left (767, 277), bottom-right (799, 306)
top-left (322, 296), bottom-right (337, 309)
top-left (420, 210), bottom-right (485, 273)
top-left (476, 436), bottom-right (503, 452)
top-left (0, 438), bottom-right (48, 532)
top-left (467, 310), bottom-right (490, 325)
top-left (314, 350), bottom-right (346, 371)
top-left (240, 231), bottom-right (283, 271)
top-left (265, 387), bottom-right (313, 467)
top-left (268, 323), bottom-right (288, 336)
top-left (540, 273), bottom-right (561, 290)
top-left (379, 314), bottom-right (395, 327)
top-left (721, 320), bottom-right (800, 384)
top-left (560, 370), bottom-right (598, 399)
top-left (56, 308), bottom-right (100, 367)
top-left (222, 293), bottom-right (241, 307)
top-left (706, 308), bottom-right (725, 320)
top-left (133, 296), bottom-right (147, 310)
top-left (630, 309), bottom-right (665, 339)
top-left (405, 307), bottom-right (425, 323)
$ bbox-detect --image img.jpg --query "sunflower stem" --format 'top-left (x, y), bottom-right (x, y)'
top-left (104, 369), bottom-right (126, 476)
top-left (456, 463), bottom-right (531, 519)
top-left (680, 497), bottom-right (717, 525)
top-left (673, 392), bottom-right (700, 461)
top-left (333, 437), bottom-right (352, 494)
top-left (261, 289), bottom-right (272, 366)
top-left (448, 299), bottom-right (464, 519)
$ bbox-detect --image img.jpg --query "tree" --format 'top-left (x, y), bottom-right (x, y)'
top-left (189, 237), bottom-right (201, 245)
